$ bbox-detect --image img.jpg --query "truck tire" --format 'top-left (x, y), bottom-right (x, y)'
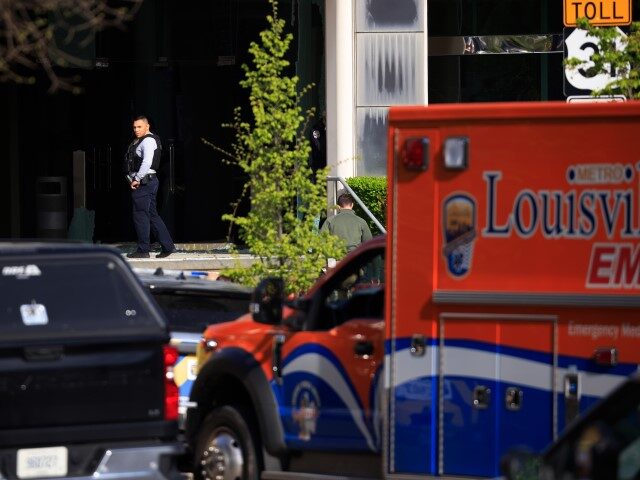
top-left (194, 405), bottom-right (262, 480)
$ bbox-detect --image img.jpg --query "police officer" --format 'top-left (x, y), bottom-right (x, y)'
top-left (320, 193), bottom-right (372, 253)
top-left (125, 115), bottom-right (176, 259)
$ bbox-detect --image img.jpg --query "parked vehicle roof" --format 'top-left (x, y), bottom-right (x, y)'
top-left (136, 268), bottom-right (253, 336)
top-left (136, 268), bottom-right (253, 296)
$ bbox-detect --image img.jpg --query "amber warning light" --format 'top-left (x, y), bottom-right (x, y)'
top-left (401, 137), bottom-right (429, 171)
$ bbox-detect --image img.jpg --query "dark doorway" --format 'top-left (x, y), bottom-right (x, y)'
top-left (2, 0), bottom-right (305, 243)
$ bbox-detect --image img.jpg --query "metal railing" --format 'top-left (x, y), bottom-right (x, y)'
top-left (326, 176), bottom-right (386, 234)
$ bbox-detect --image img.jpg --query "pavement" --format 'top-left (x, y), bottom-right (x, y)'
top-left (114, 242), bottom-right (258, 276)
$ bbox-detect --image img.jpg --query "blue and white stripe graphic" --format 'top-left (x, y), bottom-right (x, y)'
top-left (387, 337), bottom-right (637, 476)
top-left (274, 344), bottom-right (382, 452)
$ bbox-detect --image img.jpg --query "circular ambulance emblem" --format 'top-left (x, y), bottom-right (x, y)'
top-left (442, 194), bottom-right (477, 277)
top-left (291, 381), bottom-right (320, 441)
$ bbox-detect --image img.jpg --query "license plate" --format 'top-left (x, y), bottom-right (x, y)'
top-left (17, 447), bottom-right (68, 478)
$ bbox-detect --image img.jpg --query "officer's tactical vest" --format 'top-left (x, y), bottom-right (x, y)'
top-left (125, 133), bottom-right (162, 173)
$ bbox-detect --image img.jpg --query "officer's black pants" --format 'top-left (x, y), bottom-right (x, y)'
top-left (131, 176), bottom-right (174, 253)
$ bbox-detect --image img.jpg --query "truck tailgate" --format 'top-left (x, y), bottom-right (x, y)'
top-left (0, 247), bottom-right (176, 447)
top-left (0, 342), bottom-right (164, 429)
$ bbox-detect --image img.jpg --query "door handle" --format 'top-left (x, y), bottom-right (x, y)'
top-left (564, 371), bottom-right (580, 424)
top-left (354, 340), bottom-right (373, 356)
top-left (473, 385), bottom-right (491, 409)
top-left (272, 334), bottom-right (286, 382)
top-left (505, 387), bottom-right (523, 411)
top-left (92, 147), bottom-right (97, 189)
top-left (106, 145), bottom-right (112, 190)
top-left (168, 140), bottom-right (176, 194)
top-left (410, 334), bottom-right (426, 356)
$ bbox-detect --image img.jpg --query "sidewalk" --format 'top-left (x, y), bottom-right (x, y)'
top-left (114, 242), bottom-right (258, 274)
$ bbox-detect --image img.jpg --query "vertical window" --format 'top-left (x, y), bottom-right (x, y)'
top-left (356, 107), bottom-right (388, 176)
top-left (356, 0), bottom-right (423, 32)
top-left (355, 0), bottom-right (425, 176)
top-left (357, 33), bottom-right (424, 106)
top-left (428, 0), bottom-right (565, 103)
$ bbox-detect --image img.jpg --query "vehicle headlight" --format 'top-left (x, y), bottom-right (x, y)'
top-left (196, 337), bottom-right (219, 369)
top-left (203, 338), bottom-right (218, 352)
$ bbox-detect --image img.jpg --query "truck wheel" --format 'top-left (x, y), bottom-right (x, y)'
top-left (194, 405), bottom-right (261, 480)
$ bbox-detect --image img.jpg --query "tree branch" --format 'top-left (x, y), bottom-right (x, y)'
top-left (0, 0), bottom-right (143, 93)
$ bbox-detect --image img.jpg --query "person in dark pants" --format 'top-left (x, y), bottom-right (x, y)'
top-left (125, 116), bottom-right (176, 259)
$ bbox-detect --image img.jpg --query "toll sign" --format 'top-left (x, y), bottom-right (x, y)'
top-left (564, 0), bottom-right (632, 26)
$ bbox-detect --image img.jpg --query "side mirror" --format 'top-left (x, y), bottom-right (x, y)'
top-left (282, 297), bottom-right (311, 332)
top-left (250, 277), bottom-right (284, 325)
top-left (286, 296), bottom-right (311, 312)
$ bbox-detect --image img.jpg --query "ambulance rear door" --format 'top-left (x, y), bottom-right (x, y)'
top-left (556, 303), bottom-right (640, 432)
top-left (439, 313), bottom-right (556, 478)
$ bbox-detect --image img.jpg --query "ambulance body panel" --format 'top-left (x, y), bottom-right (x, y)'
top-left (387, 101), bottom-right (640, 477)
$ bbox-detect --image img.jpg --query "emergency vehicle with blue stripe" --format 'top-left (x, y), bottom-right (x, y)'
top-left (186, 101), bottom-right (640, 480)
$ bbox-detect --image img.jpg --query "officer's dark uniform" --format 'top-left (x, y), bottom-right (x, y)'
top-left (126, 134), bottom-right (175, 255)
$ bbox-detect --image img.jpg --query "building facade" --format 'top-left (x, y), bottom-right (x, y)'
top-left (326, 0), bottom-right (571, 178)
top-left (1, 0), bottom-right (636, 241)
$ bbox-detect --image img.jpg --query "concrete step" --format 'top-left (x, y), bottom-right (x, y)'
top-left (113, 242), bottom-right (258, 273)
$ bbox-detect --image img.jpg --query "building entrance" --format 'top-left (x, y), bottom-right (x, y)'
top-left (2, 0), bottom-right (323, 244)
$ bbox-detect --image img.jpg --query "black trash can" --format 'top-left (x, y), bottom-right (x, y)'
top-left (36, 177), bottom-right (68, 238)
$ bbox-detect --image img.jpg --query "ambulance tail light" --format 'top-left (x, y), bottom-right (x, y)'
top-left (593, 347), bottom-right (618, 367)
top-left (401, 137), bottom-right (429, 171)
top-left (163, 344), bottom-right (179, 421)
top-left (444, 136), bottom-right (469, 170)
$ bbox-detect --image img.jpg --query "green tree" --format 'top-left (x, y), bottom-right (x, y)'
top-left (565, 18), bottom-right (640, 99)
top-left (204, 0), bottom-right (345, 294)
